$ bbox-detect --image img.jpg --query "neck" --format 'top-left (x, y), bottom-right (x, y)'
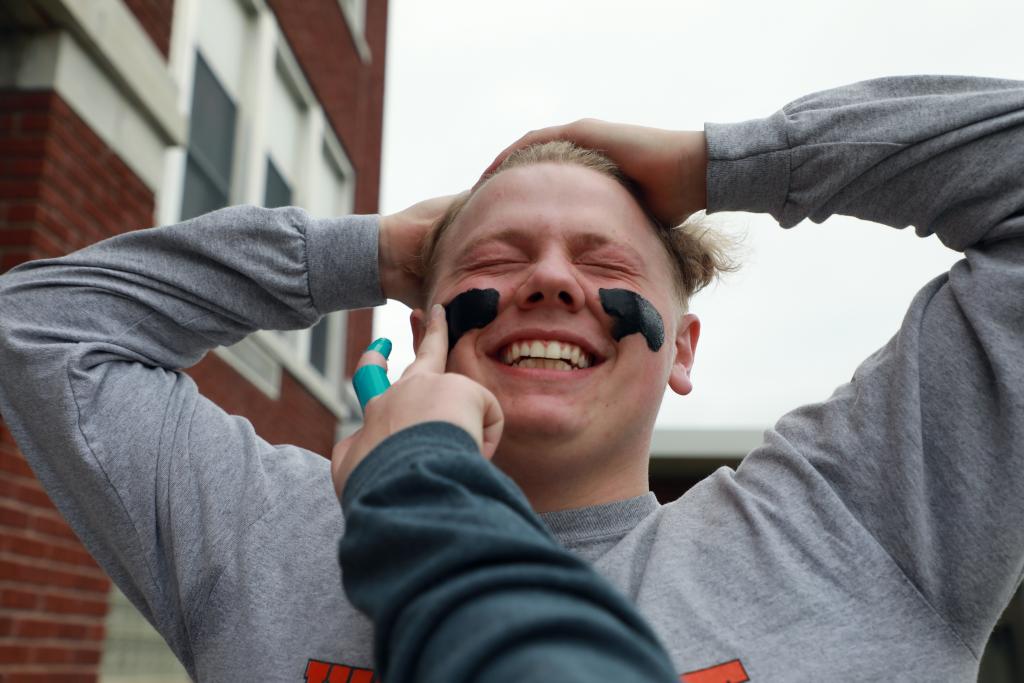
top-left (491, 432), bottom-right (652, 513)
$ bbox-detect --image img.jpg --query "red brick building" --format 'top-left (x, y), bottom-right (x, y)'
top-left (0, 0), bottom-right (385, 678)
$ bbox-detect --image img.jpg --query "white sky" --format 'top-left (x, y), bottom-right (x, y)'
top-left (375, 0), bottom-right (1023, 430)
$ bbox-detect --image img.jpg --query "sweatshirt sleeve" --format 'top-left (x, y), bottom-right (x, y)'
top-left (338, 421), bottom-right (679, 683)
top-left (705, 76), bottom-right (1024, 656)
top-left (0, 206), bottom-right (383, 671)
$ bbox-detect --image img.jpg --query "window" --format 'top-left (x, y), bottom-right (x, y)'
top-left (260, 51), bottom-right (350, 392)
top-left (309, 139), bottom-right (352, 218)
top-left (309, 318), bottom-right (330, 374)
top-left (266, 58), bottom-right (306, 187)
top-left (180, 54), bottom-right (236, 220)
top-left (99, 587), bottom-right (189, 682)
top-left (161, 0), bottom-right (358, 413)
top-left (264, 157), bottom-right (292, 208)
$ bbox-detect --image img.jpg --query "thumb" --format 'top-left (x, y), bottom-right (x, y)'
top-left (478, 385), bottom-right (504, 460)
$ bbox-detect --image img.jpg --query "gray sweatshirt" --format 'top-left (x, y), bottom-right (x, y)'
top-left (0, 75), bottom-right (1021, 681)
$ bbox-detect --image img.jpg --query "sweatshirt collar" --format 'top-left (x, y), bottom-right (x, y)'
top-left (539, 492), bottom-right (659, 544)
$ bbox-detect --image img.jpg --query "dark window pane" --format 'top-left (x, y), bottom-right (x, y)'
top-left (979, 585), bottom-right (1024, 682)
top-left (310, 317), bottom-right (329, 376)
top-left (181, 52), bottom-right (236, 220)
top-left (180, 157), bottom-right (228, 221)
top-left (264, 158), bottom-right (292, 208)
top-left (188, 54), bottom-right (236, 187)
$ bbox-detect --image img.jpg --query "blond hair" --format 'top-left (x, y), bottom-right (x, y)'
top-left (421, 141), bottom-right (737, 307)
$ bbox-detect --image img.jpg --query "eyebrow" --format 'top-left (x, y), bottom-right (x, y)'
top-left (567, 232), bottom-right (646, 265)
top-left (453, 227), bottom-right (646, 266)
top-left (451, 228), bottom-right (535, 263)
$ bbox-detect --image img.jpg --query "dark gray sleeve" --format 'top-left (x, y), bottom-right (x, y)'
top-left (340, 421), bottom-right (679, 683)
top-left (0, 206), bottom-right (383, 671)
top-left (705, 76), bottom-right (1024, 655)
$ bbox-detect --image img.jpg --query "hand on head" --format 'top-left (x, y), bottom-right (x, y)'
top-left (482, 119), bottom-right (708, 228)
top-left (378, 194), bottom-right (464, 310)
top-left (331, 305), bottom-right (504, 501)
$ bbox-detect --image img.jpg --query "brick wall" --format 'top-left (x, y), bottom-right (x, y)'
top-left (0, 89), bottom-right (138, 681)
top-left (0, 91), bottom-right (155, 267)
top-left (0, 88), bottom-right (342, 677)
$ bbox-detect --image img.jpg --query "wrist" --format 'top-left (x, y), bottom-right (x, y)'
top-left (377, 213), bottom-right (396, 300)
top-left (682, 131), bottom-right (708, 214)
top-left (377, 212), bottom-right (427, 308)
top-left (377, 213), bottom-right (408, 303)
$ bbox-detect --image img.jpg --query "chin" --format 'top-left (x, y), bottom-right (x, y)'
top-left (501, 404), bottom-right (587, 443)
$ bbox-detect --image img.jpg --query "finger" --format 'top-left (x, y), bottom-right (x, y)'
top-left (479, 122), bottom-right (580, 183)
top-left (402, 304), bottom-right (448, 378)
top-left (353, 338), bottom-right (392, 412)
top-left (355, 350), bottom-right (388, 371)
top-left (479, 130), bottom-right (540, 181)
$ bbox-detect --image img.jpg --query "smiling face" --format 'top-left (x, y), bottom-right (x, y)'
top-left (414, 162), bottom-right (699, 510)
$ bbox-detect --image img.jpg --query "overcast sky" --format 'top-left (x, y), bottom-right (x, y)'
top-left (374, 0), bottom-right (1023, 430)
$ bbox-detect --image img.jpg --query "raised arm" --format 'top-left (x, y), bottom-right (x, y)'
top-left (494, 75), bottom-right (1024, 655)
top-left (0, 200), bottom-right (445, 671)
top-left (707, 75), bottom-right (1024, 656)
top-left (706, 75), bottom-right (1024, 246)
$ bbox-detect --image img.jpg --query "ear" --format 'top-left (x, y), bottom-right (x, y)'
top-left (409, 308), bottom-right (428, 353)
top-left (668, 312), bottom-right (700, 396)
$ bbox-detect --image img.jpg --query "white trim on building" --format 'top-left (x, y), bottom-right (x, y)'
top-left (0, 6), bottom-right (185, 192)
top-left (337, 0), bottom-right (371, 63)
top-left (649, 428), bottom-right (765, 459)
top-left (33, 0), bottom-right (186, 145)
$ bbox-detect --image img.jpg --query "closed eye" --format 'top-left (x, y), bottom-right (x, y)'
top-left (455, 258), bottom-right (527, 277)
top-left (578, 261), bottom-right (639, 276)
top-left (468, 258), bottom-right (526, 269)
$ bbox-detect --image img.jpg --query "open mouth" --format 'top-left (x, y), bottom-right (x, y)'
top-left (496, 339), bottom-right (599, 372)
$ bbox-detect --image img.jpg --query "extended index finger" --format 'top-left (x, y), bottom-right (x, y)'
top-left (402, 304), bottom-right (449, 378)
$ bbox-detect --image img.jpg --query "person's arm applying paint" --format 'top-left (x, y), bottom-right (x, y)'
top-left (333, 307), bottom-right (679, 683)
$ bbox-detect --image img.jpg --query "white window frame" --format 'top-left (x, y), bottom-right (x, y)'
top-left (337, 0), bottom-right (371, 62)
top-left (161, 0), bottom-right (359, 420)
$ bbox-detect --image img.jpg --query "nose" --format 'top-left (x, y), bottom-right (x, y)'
top-left (514, 253), bottom-right (585, 312)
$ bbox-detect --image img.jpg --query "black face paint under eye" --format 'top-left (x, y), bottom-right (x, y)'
top-left (598, 288), bottom-right (665, 352)
top-left (443, 288), bottom-right (500, 351)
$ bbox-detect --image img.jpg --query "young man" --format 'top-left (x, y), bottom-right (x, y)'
top-left (334, 307), bottom-right (681, 683)
top-left (1, 74), bottom-right (1021, 680)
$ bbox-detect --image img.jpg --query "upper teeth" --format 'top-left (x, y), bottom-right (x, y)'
top-left (501, 340), bottom-right (592, 369)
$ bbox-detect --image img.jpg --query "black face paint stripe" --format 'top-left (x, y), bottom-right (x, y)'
top-left (443, 288), bottom-right (500, 352)
top-left (598, 288), bottom-right (665, 352)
